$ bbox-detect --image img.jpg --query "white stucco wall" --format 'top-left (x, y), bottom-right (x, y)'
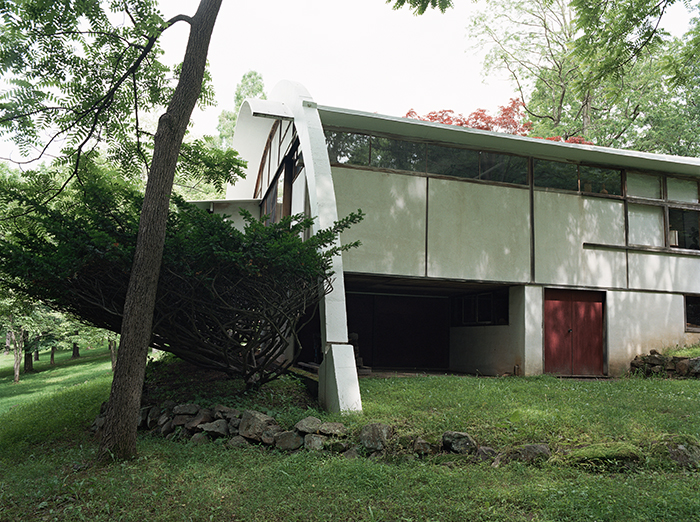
top-left (332, 167), bottom-right (427, 276)
top-left (628, 251), bottom-right (700, 294)
top-left (428, 180), bottom-right (531, 282)
top-left (534, 192), bottom-right (627, 288)
top-left (449, 286), bottom-right (526, 376)
top-left (523, 285), bottom-right (544, 376)
top-left (607, 290), bottom-right (700, 375)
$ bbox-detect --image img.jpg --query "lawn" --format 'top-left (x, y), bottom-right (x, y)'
top-left (1, 348), bottom-right (699, 521)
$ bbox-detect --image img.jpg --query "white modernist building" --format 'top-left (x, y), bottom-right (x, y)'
top-left (201, 81), bottom-right (700, 412)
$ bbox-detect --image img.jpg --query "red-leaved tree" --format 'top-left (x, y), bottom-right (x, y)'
top-left (406, 98), bottom-right (593, 144)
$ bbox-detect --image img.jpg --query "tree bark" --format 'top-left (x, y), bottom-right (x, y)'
top-left (12, 329), bottom-right (22, 383)
top-left (50, 345), bottom-right (55, 365)
top-left (24, 348), bottom-right (34, 372)
top-left (34, 349), bottom-right (39, 361)
top-left (4, 332), bottom-right (9, 356)
top-left (71, 342), bottom-right (80, 359)
top-left (97, 0), bottom-right (222, 461)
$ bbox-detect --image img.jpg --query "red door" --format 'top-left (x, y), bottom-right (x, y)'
top-left (544, 289), bottom-right (604, 376)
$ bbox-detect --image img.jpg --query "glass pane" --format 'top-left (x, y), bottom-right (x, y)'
top-left (371, 137), bottom-right (426, 172)
top-left (477, 293), bottom-right (492, 323)
top-left (628, 204), bottom-right (664, 247)
top-left (580, 165), bottom-right (622, 195)
top-left (669, 208), bottom-right (700, 250)
top-left (534, 159), bottom-right (578, 191)
top-left (427, 144), bottom-right (479, 179)
top-left (462, 295), bottom-right (477, 324)
top-left (667, 178), bottom-right (699, 203)
top-left (324, 131), bottom-right (370, 166)
top-left (627, 172), bottom-right (661, 199)
top-left (687, 296), bottom-right (700, 329)
top-left (481, 152), bottom-right (528, 185)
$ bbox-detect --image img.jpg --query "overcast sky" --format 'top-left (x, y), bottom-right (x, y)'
top-left (159, 0), bottom-right (692, 139)
top-left (0, 1), bottom-right (692, 162)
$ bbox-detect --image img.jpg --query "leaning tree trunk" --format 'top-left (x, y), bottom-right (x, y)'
top-left (97, 0), bottom-right (222, 461)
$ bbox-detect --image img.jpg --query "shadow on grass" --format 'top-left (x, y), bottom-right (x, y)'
top-left (0, 349), bottom-right (113, 415)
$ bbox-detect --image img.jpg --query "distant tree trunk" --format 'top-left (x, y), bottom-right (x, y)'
top-left (12, 329), bottom-right (22, 383)
top-left (109, 339), bottom-right (117, 372)
top-left (71, 342), bottom-right (80, 359)
top-left (34, 350), bottom-right (39, 361)
top-left (4, 332), bottom-right (9, 356)
top-left (50, 346), bottom-right (56, 365)
top-left (98, 0), bottom-right (222, 461)
top-left (24, 349), bottom-right (34, 373)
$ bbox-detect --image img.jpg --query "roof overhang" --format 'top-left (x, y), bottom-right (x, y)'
top-left (317, 105), bottom-right (700, 178)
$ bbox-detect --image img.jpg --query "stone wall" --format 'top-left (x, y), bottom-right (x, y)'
top-left (630, 350), bottom-right (700, 378)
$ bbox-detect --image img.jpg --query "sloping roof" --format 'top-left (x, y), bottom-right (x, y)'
top-left (318, 105), bottom-right (700, 178)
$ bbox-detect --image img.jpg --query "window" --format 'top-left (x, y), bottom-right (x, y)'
top-left (625, 175), bottom-right (700, 251)
top-left (535, 160), bottom-right (622, 195)
top-left (534, 159), bottom-right (579, 191)
top-left (324, 129), bottom-right (527, 186)
top-left (427, 144), bottom-right (479, 179)
top-left (580, 165), bottom-right (622, 195)
top-left (669, 208), bottom-right (700, 250)
top-left (628, 204), bottom-right (665, 247)
top-left (452, 289), bottom-right (509, 326)
top-left (686, 295), bottom-right (700, 331)
top-left (627, 172), bottom-right (661, 199)
top-left (481, 152), bottom-right (528, 185)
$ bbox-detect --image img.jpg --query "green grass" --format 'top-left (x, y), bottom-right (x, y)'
top-left (666, 343), bottom-right (700, 358)
top-left (0, 345), bottom-right (114, 416)
top-left (1, 353), bottom-right (700, 521)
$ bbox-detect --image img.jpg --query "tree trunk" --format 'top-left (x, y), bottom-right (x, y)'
top-left (71, 342), bottom-right (80, 359)
top-left (50, 345), bottom-right (56, 365)
top-left (34, 349), bottom-right (39, 361)
top-left (97, 0), bottom-right (222, 461)
top-left (12, 329), bottom-right (22, 383)
top-left (4, 332), bottom-right (9, 356)
top-left (109, 339), bottom-right (117, 371)
top-left (24, 349), bottom-right (34, 373)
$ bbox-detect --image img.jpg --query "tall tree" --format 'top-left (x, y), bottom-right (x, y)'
top-left (0, 0), bottom-right (450, 461)
top-left (216, 70), bottom-right (267, 149)
top-left (467, 0), bottom-right (675, 148)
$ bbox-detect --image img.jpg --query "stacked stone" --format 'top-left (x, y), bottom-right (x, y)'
top-left (629, 349), bottom-right (700, 378)
top-left (90, 405), bottom-right (699, 469)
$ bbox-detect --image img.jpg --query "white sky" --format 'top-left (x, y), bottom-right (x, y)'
top-left (0, 1), bottom-right (692, 162)
top-left (159, 0), bottom-right (693, 139)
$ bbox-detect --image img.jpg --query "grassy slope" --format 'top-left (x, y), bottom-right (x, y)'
top-left (1, 350), bottom-right (699, 521)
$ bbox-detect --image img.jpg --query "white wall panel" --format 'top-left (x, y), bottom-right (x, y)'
top-left (332, 167), bottom-right (427, 276)
top-left (427, 180), bottom-right (530, 282)
top-left (534, 192), bottom-right (627, 288)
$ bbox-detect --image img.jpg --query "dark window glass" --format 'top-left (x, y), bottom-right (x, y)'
top-left (427, 144), bottom-right (479, 179)
top-left (324, 131), bottom-right (370, 166)
top-left (462, 295), bottom-right (477, 324)
top-left (481, 152), bottom-right (528, 185)
top-left (453, 289), bottom-right (509, 326)
top-left (477, 293), bottom-right (493, 323)
top-left (534, 159), bottom-right (578, 191)
top-left (669, 208), bottom-right (700, 250)
top-left (687, 296), bottom-right (700, 330)
top-left (371, 137), bottom-right (426, 172)
top-left (580, 165), bottom-right (622, 195)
